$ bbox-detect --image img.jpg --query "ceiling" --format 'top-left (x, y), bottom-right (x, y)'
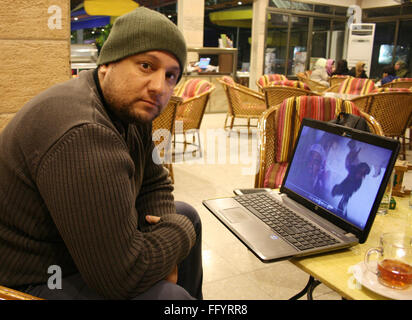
top-left (71, 0), bottom-right (254, 12)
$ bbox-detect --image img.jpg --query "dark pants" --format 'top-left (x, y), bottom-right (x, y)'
top-left (22, 201), bottom-right (203, 300)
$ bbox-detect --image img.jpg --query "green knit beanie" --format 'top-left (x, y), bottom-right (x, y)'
top-left (97, 7), bottom-right (187, 80)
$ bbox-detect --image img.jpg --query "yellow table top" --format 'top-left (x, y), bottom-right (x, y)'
top-left (290, 196), bottom-right (412, 300)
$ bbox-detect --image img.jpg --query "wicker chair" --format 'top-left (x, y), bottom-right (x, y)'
top-left (382, 78), bottom-right (412, 89)
top-left (263, 80), bottom-right (320, 109)
top-left (173, 78), bottom-right (215, 157)
top-left (254, 96), bottom-right (383, 188)
top-left (329, 75), bottom-right (352, 87)
top-left (296, 71), bottom-right (311, 83)
top-left (351, 91), bottom-right (412, 160)
top-left (152, 95), bottom-right (182, 184)
top-left (256, 74), bottom-right (287, 92)
top-left (0, 285), bottom-right (42, 300)
top-left (218, 76), bottom-right (267, 134)
top-left (301, 77), bottom-right (329, 94)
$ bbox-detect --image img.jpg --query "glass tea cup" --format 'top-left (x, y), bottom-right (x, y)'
top-left (365, 232), bottom-right (412, 290)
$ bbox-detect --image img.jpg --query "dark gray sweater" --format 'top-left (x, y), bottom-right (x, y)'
top-left (0, 69), bottom-right (195, 299)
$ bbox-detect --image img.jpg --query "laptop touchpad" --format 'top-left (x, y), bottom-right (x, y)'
top-left (220, 207), bottom-right (250, 223)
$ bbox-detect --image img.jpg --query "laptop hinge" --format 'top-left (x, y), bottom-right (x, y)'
top-left (345, 232), bottom-right (356, 238)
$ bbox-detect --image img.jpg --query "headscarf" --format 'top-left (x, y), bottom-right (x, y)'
top-left (314, 58), bottom-right (327, 69)
top-left (326, 59), bottom-right (335, 76)
top-left (395, 60), bottom-right (408, 78)
top-left (355, 62), bottom-right (365, 78)
top-left (334, 60), bottom-right (349, 75)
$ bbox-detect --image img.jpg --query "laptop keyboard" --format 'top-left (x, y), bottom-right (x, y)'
top-left (234, 192), bottom-right (339, 251)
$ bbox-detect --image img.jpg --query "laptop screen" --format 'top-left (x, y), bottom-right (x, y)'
top-left (198, 57), bottom-right (211, 69)
top-left (282, 121), bottom-right (395, 231)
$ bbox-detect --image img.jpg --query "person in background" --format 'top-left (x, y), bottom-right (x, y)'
top-left (349, 61), bottom-right (367, 78)
top-left (310, 58), bottom-right (330, 87)
top-left (331, 59), bottom-right (350, 76)
top-left (326, 59), bottom-right (335, 77)
top-left (394, 60), bottom-right (409, 78)
top-left (0, 7), bottom-right (203, 300)
top-left (380, 65), bottom-right (399, 86)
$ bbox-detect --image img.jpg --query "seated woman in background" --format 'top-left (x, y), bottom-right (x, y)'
top-left (331, 59), bottom-right (349, 76)
top-left (379, 65), bottom-right (399, 86)
top-left (394, 60), bottom-right (409, 78)
top-left (310, 58), bottom-right (330, 87)
top-left (349, 61), bottom-right (367, 78)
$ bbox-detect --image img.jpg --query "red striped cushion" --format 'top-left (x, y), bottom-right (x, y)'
top-left (338, 78), bottom-right (375, 95)
top-left (258, 74), bottom-right (287, 87)
top-left (263, 163), bottom-right (289, 188)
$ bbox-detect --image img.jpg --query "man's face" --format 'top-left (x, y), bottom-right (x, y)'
top-left (395, 63), bottom-right (400, 71)
top-left (98, 50), bottom-right (181, 123)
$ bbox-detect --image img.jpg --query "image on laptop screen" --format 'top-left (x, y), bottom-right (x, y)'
top-left (198, 57), bottom-right (211, 70)
top-left (283, 125), bottom-right (393, 230)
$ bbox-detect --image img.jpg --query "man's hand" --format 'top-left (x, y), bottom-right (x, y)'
top-left (145, 215), bottom-right (178, 284)
top-left (145, 215), bottom-right (160, 224)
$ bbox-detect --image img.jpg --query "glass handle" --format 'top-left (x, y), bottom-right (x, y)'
top-left (364, 247), bottom-right (382, 275)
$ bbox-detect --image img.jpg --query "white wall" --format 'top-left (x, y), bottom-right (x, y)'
top-left (297, 0), bottom-right (399, 8)
top-left (360, 0), bottom-right (400, 9)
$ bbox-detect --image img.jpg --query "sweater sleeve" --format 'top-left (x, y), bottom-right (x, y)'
top-left (133, 123), bottom-right (178, 231)
top-left (36, 123), bottom-right (196, 299)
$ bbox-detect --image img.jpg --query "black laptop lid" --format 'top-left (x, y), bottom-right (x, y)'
top-left (280, 118), bottom-right (400, 243)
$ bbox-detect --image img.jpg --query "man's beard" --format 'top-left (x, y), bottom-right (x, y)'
top-left (104, 93), bottom-right (159, 125)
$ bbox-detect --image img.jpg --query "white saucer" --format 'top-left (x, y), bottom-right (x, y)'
top-left (351, 261), bottom-right (412, 300)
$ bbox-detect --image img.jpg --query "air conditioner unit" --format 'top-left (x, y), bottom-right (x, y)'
top-left (346, 23), bottom-right (375, 77)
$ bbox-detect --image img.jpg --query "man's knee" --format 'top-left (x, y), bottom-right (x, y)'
top-left (133, 280), bottom-right (195, 300)
top-left (175, 201), bottom-right (201, 232)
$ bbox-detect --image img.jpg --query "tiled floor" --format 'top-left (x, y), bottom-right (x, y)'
top-left (173, 113), bottom-right (367, 300)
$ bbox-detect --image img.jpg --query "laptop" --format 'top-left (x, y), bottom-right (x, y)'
top-left (203, 118), bottom-right (400, 262)
top-left (198, 57), bottom-right (211, 70)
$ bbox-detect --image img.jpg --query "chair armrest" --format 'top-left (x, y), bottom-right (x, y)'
top-left (0, 285), bottom-right (43, 300)
top-left (232, 85), bottom-right (265, 101)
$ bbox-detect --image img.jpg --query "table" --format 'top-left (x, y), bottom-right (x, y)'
top-left (290, 196), bottom-right (412, 300)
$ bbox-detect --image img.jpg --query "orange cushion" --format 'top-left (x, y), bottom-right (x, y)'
top-left (221, 76), bottom-right (236, 86)
top-left (391, 78), bottom-right (412, 82)
top-left (258, 74), bottom-right (287, 87)
top-left (372, 87), bottom-right (411, 93)
top-left (176, 79), bottom-right (211, 100)
top-left (267, 80), bottom-right (310, 91)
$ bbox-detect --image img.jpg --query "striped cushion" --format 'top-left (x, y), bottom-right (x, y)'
top-left (338, 78), bottom-right (375, 95)
top-left (372, 87), bottom-right (412, 93)
top-left (221, 76), bottom-right (236, 86)
top-left (267, 80), bottom-right (310, 91)
top-left (258, 74), bottom-right (287, 87)
top-left (391, 78), bottom-right (412, 82)
top-left (262, 96), bottom-right (361, 188)
top-left (264, 163), bottom-right (288, 189)
top-left (176, 78), bottom-right (211, 100)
